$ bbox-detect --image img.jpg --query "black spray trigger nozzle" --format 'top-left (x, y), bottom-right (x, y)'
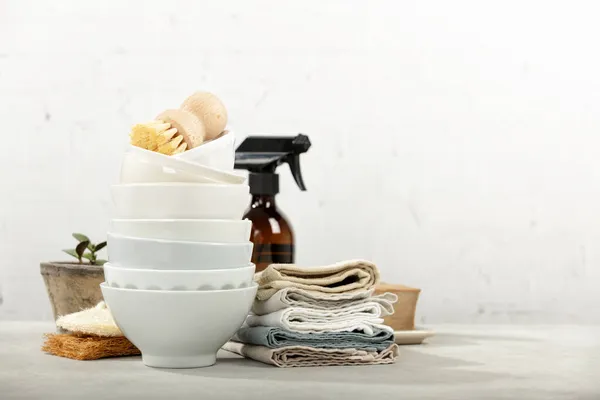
top-left (234, 133), bottom-right (311, 195)
top-left (285, 154), bottom-right (307, 191)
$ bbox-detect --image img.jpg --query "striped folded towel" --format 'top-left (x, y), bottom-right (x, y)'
top-left (233, 326), bottom-right (394, 351)
top-left (223, 341), bottom-right (399, 368)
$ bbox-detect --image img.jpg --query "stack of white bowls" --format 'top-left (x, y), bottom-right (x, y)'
top-left (100, 133), bottom-right (258, 369)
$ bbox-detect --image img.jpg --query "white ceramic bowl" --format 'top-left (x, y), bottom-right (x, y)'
top-left (101, 282), bottom-right (257, 368)
top-left (122, 147), bottom-right (246, 184)
top-left (111, 183), bottom-right (249, 219)
top-left (103, 263), bottom-right (255, 291)
top-left (173, 130), bottom-right (235, 171)
top-left (107, 233), bottom-right (253, 270)
top-left (110, 219), bottom-right (252, 243)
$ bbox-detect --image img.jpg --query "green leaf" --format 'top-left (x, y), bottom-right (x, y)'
top-left (75, 241), bottom-right (89, 258)
top-left (72, 233), bottom-right (90, 243)
top-left (94, 259), bottom-right (108, 266)
top-left (63, 249), bottom-right (79, 260)
top-left (94, 241), bottom-right (107, 252)
top-left (82, 252), bottom-right (95, 261)
top-left (87, 243), bottom-right (96, 252)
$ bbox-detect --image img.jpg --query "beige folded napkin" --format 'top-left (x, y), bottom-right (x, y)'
top-left (256, 260), bottom-right (380, 301)
top-left (223, 341), bottom-right (399, 367)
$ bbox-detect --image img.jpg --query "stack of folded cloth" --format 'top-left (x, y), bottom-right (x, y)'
top-left (222, 260), bottom-right (400, 367)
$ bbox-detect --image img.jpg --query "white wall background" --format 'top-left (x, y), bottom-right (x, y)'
top-left (1, 0), bottom-right (599, 323)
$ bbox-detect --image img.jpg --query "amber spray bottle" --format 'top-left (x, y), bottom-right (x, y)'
top-left (234, 134), bottom-right (311, 272)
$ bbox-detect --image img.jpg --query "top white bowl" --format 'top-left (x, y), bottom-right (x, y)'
top-left (173, 130), bottom-right (236, 171)
top-left (121, 148), bottom-right (246, 185)
top-left (111, 183), bottom-right (249, 219)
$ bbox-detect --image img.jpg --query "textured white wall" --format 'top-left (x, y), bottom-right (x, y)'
top-left (1, 0), bottom-right (600, 323)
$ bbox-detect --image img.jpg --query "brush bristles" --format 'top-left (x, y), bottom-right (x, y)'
top-left (130, 120), bottom-right (188, 155)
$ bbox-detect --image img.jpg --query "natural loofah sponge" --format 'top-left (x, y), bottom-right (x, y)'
top-left (156, 109), bottom-right (206, 149)
top-left (56, 301), bottom-right (122, 337)
top-left (42, 334), bottom-right (140, 360)
top-left (180, 91), bottom-right (228, 141)
top-left (44, 302), bottom-right (139, 361)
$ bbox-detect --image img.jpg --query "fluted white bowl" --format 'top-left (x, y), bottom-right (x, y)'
top-left (103, 263), bottom-right (255, 291)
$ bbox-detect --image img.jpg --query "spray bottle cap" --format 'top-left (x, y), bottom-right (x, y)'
top-left (234, 134), bottom-right (311, 195)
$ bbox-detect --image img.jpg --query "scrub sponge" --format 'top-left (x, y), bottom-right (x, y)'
top-left (42, 302), bottom-right (140, 360)
top-left (55, 301), bottom-right (122, 337)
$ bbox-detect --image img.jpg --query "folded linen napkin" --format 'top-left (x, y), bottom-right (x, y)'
top-left (252, 287), bottom-right (397, 315)
top-left (245, 306), bottom-right (393, 335)
top-left (256, 260), bottom-right (379, 301)
top-left (222, 341), bottom-right (399, 367)
top-left (233, 326), bottom-right (394, 351)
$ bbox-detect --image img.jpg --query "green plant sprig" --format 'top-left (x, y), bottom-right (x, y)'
top-left (63, 233), bottom-right (107, 266)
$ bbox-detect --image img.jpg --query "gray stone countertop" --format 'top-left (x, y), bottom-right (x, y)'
top-left (0, 322), bottom-right (598, 399)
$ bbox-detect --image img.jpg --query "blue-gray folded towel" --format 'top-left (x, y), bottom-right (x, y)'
top-left (233, 326), bottom-right (394, 351)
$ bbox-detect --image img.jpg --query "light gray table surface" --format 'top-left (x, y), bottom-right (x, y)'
top-left (0, 322), bottom-right (598, 399)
